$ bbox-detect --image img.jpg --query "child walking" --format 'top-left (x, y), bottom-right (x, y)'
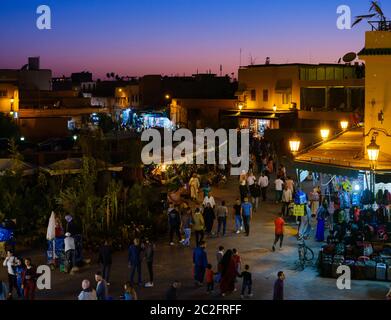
top-left (239, 265), bottom-right (253, 299)
top-left (206, 264), bottom-right (215, 294)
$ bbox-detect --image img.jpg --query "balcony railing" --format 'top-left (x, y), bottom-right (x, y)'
top-left (368, 20), bottom-right (391, 31)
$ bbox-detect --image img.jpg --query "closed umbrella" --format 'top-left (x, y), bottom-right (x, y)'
top-left (46, 211), bottom-right (56, 241)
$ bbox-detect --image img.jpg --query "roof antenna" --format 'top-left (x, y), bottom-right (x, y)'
top-left (249, 54), bottom-right (257, 65)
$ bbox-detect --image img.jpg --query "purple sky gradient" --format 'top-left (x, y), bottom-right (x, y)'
top-left (0, 0), bottom-right (389, 79)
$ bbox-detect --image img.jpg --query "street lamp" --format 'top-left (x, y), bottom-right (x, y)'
top-left (165, 94), bottom-right (171, 100)
top-left (238, 104), bottom-right (244, 111)
top-left (289, 138), bottom-right (301, 154)
top-left (340, 121), bottom-right (349, 131)
top-left (320, 128), bottom-right (330, 140)
top-left (367, 135), bottom-right (380, 163)
top-left (273, 104), bottom-right (277, 113)
top-left (367, 134), bottom-right (380, 194)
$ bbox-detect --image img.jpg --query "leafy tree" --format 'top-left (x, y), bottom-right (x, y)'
top-left (98, 113), bottom-right (115, 134)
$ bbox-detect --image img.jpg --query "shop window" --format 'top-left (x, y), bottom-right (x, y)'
top-left (263, 89), bottom-right (269, 102)
top-left (251, 90), bottom-right (256, 101)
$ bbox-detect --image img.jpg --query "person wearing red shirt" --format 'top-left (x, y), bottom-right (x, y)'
top-left (205, 264), bottom-right (215, 293)
top-left (273, 214), bottom-right (285, 252)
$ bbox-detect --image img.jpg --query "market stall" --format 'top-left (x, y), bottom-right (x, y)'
top-left (317, 177), bottom-right (391, 281)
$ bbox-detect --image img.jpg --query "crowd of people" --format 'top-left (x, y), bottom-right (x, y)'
top-left (0, 134), bottom-right (352, 301)
top-left (0, 135), bottom-right (290, 301)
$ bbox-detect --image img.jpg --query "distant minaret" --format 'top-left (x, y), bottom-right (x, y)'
top-left (220, 65), bottom-right (223, 76)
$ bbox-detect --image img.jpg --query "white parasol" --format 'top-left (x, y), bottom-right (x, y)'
top-left (46, 211), bottom-right (56, 241)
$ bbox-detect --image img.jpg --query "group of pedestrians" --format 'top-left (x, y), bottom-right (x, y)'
top-left (192, 241), bottom-right (254, 299)
top-left (78, 237), bottom-right (155, 300)
top-left (239, 170), bottom-right (267, 208)
top-left (78, 271), bottom-right (138, 300)
top-left (128, 238), bottom-right (155, 288)
top-left (1, 250), bottom-right (37, 300)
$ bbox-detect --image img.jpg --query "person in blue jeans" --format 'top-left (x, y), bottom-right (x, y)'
top-left (233, 199), bottom-right (243, 234)
top-left (241, 198), bottom-right (253, 236)
top-left (181, 208), bottom-right (193, 247)
top-left (193, 241), bottom-right (208, 286)
top-left (15, 258), bottom-right (24, 298)
top-left (128, 238), bottom-right (142, 286)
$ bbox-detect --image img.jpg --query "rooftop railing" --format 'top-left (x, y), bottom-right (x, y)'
top-left (368, 20), bottom-right (391, 31)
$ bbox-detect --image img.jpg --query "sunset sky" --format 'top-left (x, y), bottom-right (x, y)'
top-left (1, 0), bottom-right (389, 78)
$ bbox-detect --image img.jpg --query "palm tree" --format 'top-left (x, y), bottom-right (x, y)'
top-left (352, 1), bottom-right (387, 29)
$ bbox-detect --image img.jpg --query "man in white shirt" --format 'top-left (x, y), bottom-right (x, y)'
top-left (258, 172), bottom-right (269, 201)
top-left (247, 172), bottom-right (256, 186)
top-left (64, 232), bottom-right (76, 272)
top-left (274, 178), bottom-right (284, 203)
top-left (2, 250), bottom-right (19, 298)
top-left (203, 193), bottom-right (216, 209)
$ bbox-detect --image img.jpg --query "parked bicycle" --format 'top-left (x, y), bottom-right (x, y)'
top-left (297, 236), bottom-right (314, 270)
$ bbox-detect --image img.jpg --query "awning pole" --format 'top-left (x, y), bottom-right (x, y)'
top-left (297, 169), bottom-right (301, 189)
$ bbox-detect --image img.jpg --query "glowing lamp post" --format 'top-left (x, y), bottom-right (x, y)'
top-left (367, 136), bottom-right (380, 163)
top-left (273, 104), bottom-right (277, 113)
top-left (320, 128), bottom-right (330, 140)
top-left (367, 134), bottom-right (380, 193)
top-left (289, 138), bottom-right (301, 155)
top-left (340, 121), bottom-right (349, 130)
top-left (238, 104), bottom-right (244, 112)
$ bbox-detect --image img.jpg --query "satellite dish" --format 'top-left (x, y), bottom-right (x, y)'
top-left (343, 52), bottom-right (357, 63)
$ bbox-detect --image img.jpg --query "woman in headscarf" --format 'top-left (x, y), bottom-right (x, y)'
top-left (315, 200), bottom-right (328, 242)
top-left (219, 249), bottom-right (238, 296)
top-left (310, 187), bottom-right (321, 216)
top-left (189, 173), bottom-right (200, 202)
